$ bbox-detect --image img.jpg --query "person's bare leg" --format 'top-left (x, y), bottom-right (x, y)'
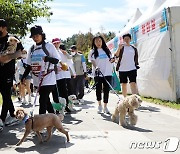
top-left (20, 83), bottom-right (26, 101)
top-left (130, 82), bottom-right (138, 94)
top-left (25, 80), bottom-right (31, 95)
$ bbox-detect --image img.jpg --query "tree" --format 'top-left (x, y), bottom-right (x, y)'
top-left (0, 0), bottom-right (53, 37)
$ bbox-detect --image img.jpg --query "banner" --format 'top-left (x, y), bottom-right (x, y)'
top-left (107, 8), bottom-right (168, 51)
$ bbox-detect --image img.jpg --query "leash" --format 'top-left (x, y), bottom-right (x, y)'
top-left (98, 69), bottom-right (121, 101)
top-left (30, 68), bottom-right (51, 117)
top-left (30, 70), bottom-right (43, 117)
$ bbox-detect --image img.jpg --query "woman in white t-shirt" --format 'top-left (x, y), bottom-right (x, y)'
top-left (21, 25), bottom-right (61, 114)
top-left (115, 33), bottom-right (139, 97)
top-left (51, 38), bottom-right (72, 113)
top-left (88, 35), bottom-right (114, 114)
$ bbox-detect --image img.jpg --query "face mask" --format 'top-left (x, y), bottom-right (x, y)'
top-left (71, 52), bottom-right (76, 56)
top-left (0, 31), bottom-right (3, 37)
top-left (21, 54), bottom-right (27, 59)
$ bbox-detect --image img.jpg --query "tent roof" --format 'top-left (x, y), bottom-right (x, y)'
top-left (116, 8), bottom-right (142, 36)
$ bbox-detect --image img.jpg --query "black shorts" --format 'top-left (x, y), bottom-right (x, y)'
top-left (119, 70), bottom-right (137, 83)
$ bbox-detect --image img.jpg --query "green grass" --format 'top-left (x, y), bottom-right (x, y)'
top-left (141, 96), bottom-right (180, 110)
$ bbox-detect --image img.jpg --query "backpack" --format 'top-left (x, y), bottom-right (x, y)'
top-left (30, 41), bottom-right (58, 74)
top-left (116, 45), bottom-right (139, 71)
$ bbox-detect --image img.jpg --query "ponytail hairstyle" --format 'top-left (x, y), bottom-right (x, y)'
top-left (91, 35), bottom-right (111, 59)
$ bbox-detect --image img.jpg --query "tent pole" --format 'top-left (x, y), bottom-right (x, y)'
top-left (167, 7), bottom-right (177, 101)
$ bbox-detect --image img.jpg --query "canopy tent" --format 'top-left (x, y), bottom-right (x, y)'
top-left (107, 0), bottom-right (180, 101)
top-left (107, 8), bottom-right (142, 53)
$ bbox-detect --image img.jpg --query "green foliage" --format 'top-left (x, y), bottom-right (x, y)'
top-left (0, 0), bottom-right (53, 37)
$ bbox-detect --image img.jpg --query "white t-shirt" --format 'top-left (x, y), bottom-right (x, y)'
top-left (26, 42), bottom-right (61, 87)
top-left (119, 45), bottom-right (136, 72)
top-left (88, 48), bottom-right (113, 77)
top-left (56, 49), bottom-right (71, 80)
top-left (16, 58), bottom-right (27, 75)
top-left (67, 59), bottom-right (76, 76)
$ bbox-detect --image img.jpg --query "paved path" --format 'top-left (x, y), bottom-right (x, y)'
top-left (0, 90), bottom-right (180, 154)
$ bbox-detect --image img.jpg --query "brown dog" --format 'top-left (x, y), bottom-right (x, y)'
top-left (111, 94), bottom-right (142, 127)
top-left (14, 107), bottom-right (69, 146)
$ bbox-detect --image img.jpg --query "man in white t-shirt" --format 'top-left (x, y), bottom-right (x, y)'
top-left (115, 33), bottom-right (139, 97)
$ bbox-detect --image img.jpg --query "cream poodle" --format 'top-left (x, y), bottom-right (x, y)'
top-left (111, 94), bottom-right (142, 127)
top-left (1, 36), bottom-right (19, 56)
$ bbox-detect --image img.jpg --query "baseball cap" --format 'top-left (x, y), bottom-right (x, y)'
top-left (29, 25), bottom-right (43, 38)
top-left (52, 38), bottom-right (61, 44)
top-left (0, 19), bottom-right (7, 27)
top-left (70, 45), bottom-right (77, 50)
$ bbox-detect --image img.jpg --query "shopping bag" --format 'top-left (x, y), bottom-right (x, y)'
top-left (111, 68), bottom-right (121, 91)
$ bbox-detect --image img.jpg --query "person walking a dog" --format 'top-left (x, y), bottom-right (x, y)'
top-left (21, 25), bottom-right (61, 115)
top-left (88, 35), bottom-right (114, 114)
top-left (0, 19), bottom-right (24, 132)
top-left (51, 38), bottom-right (72, 113)
top-left (115, 33), bottom-right (139, 97)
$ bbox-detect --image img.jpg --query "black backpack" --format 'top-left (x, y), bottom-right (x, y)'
top-left (30, 41), bottom-right (58, 73)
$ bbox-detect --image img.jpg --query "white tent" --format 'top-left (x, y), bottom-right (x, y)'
top-left (107, 8), bottom-right (142, 52)
top-left (108, 0), bottom-right (180, 101)
top-left (120, 8), bottom-right (142, 36)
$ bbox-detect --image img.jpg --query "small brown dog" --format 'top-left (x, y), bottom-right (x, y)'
top-left (14, 107), bottom-right (69, 146)
top-left (111, 94), bottom-right (142, 127)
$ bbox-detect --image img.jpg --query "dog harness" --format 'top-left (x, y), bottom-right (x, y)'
top-left (23, 115), bottom-right (34, 130)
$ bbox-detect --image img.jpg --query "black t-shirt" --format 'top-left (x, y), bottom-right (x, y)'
top-left (0, 34), bottom-right (24, 79)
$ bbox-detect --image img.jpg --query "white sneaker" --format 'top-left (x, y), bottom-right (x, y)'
top-left (103, 107), bottom-right (110, 114)
top-left (73, 99), bottom-right (80, 105)
top-left (0, 119), bottom-right (3, 132)
top-left (28, 96), bottom-right (31, 102)
top-left (98, 105), bottom-right (103, 113)
top-left (5, 117), bottom-right (20, 126)
top-left (22, 99), bottom-right (28, 105)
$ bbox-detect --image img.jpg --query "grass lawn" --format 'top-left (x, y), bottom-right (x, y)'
top-left (141, 96), bottom-right (180, 110)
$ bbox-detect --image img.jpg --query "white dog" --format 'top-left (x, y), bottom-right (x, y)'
top-left (52, 97), bottom-right (66, 115)
top-left (0, 36), bottom-right (20, 56)
top-left (68, 95), bottom-right (78, 111)
top-left (111, 94), bottom-right (142, 127)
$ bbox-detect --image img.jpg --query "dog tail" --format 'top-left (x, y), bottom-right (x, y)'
top-left (58, 114), bottom-right (64, 121)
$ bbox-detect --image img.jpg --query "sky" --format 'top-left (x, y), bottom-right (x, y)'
top-left (24, 0), bottom-right (156, 49)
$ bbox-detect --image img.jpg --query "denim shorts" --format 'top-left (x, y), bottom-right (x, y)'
top-left (19, 74), bottom-right (32, 80)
